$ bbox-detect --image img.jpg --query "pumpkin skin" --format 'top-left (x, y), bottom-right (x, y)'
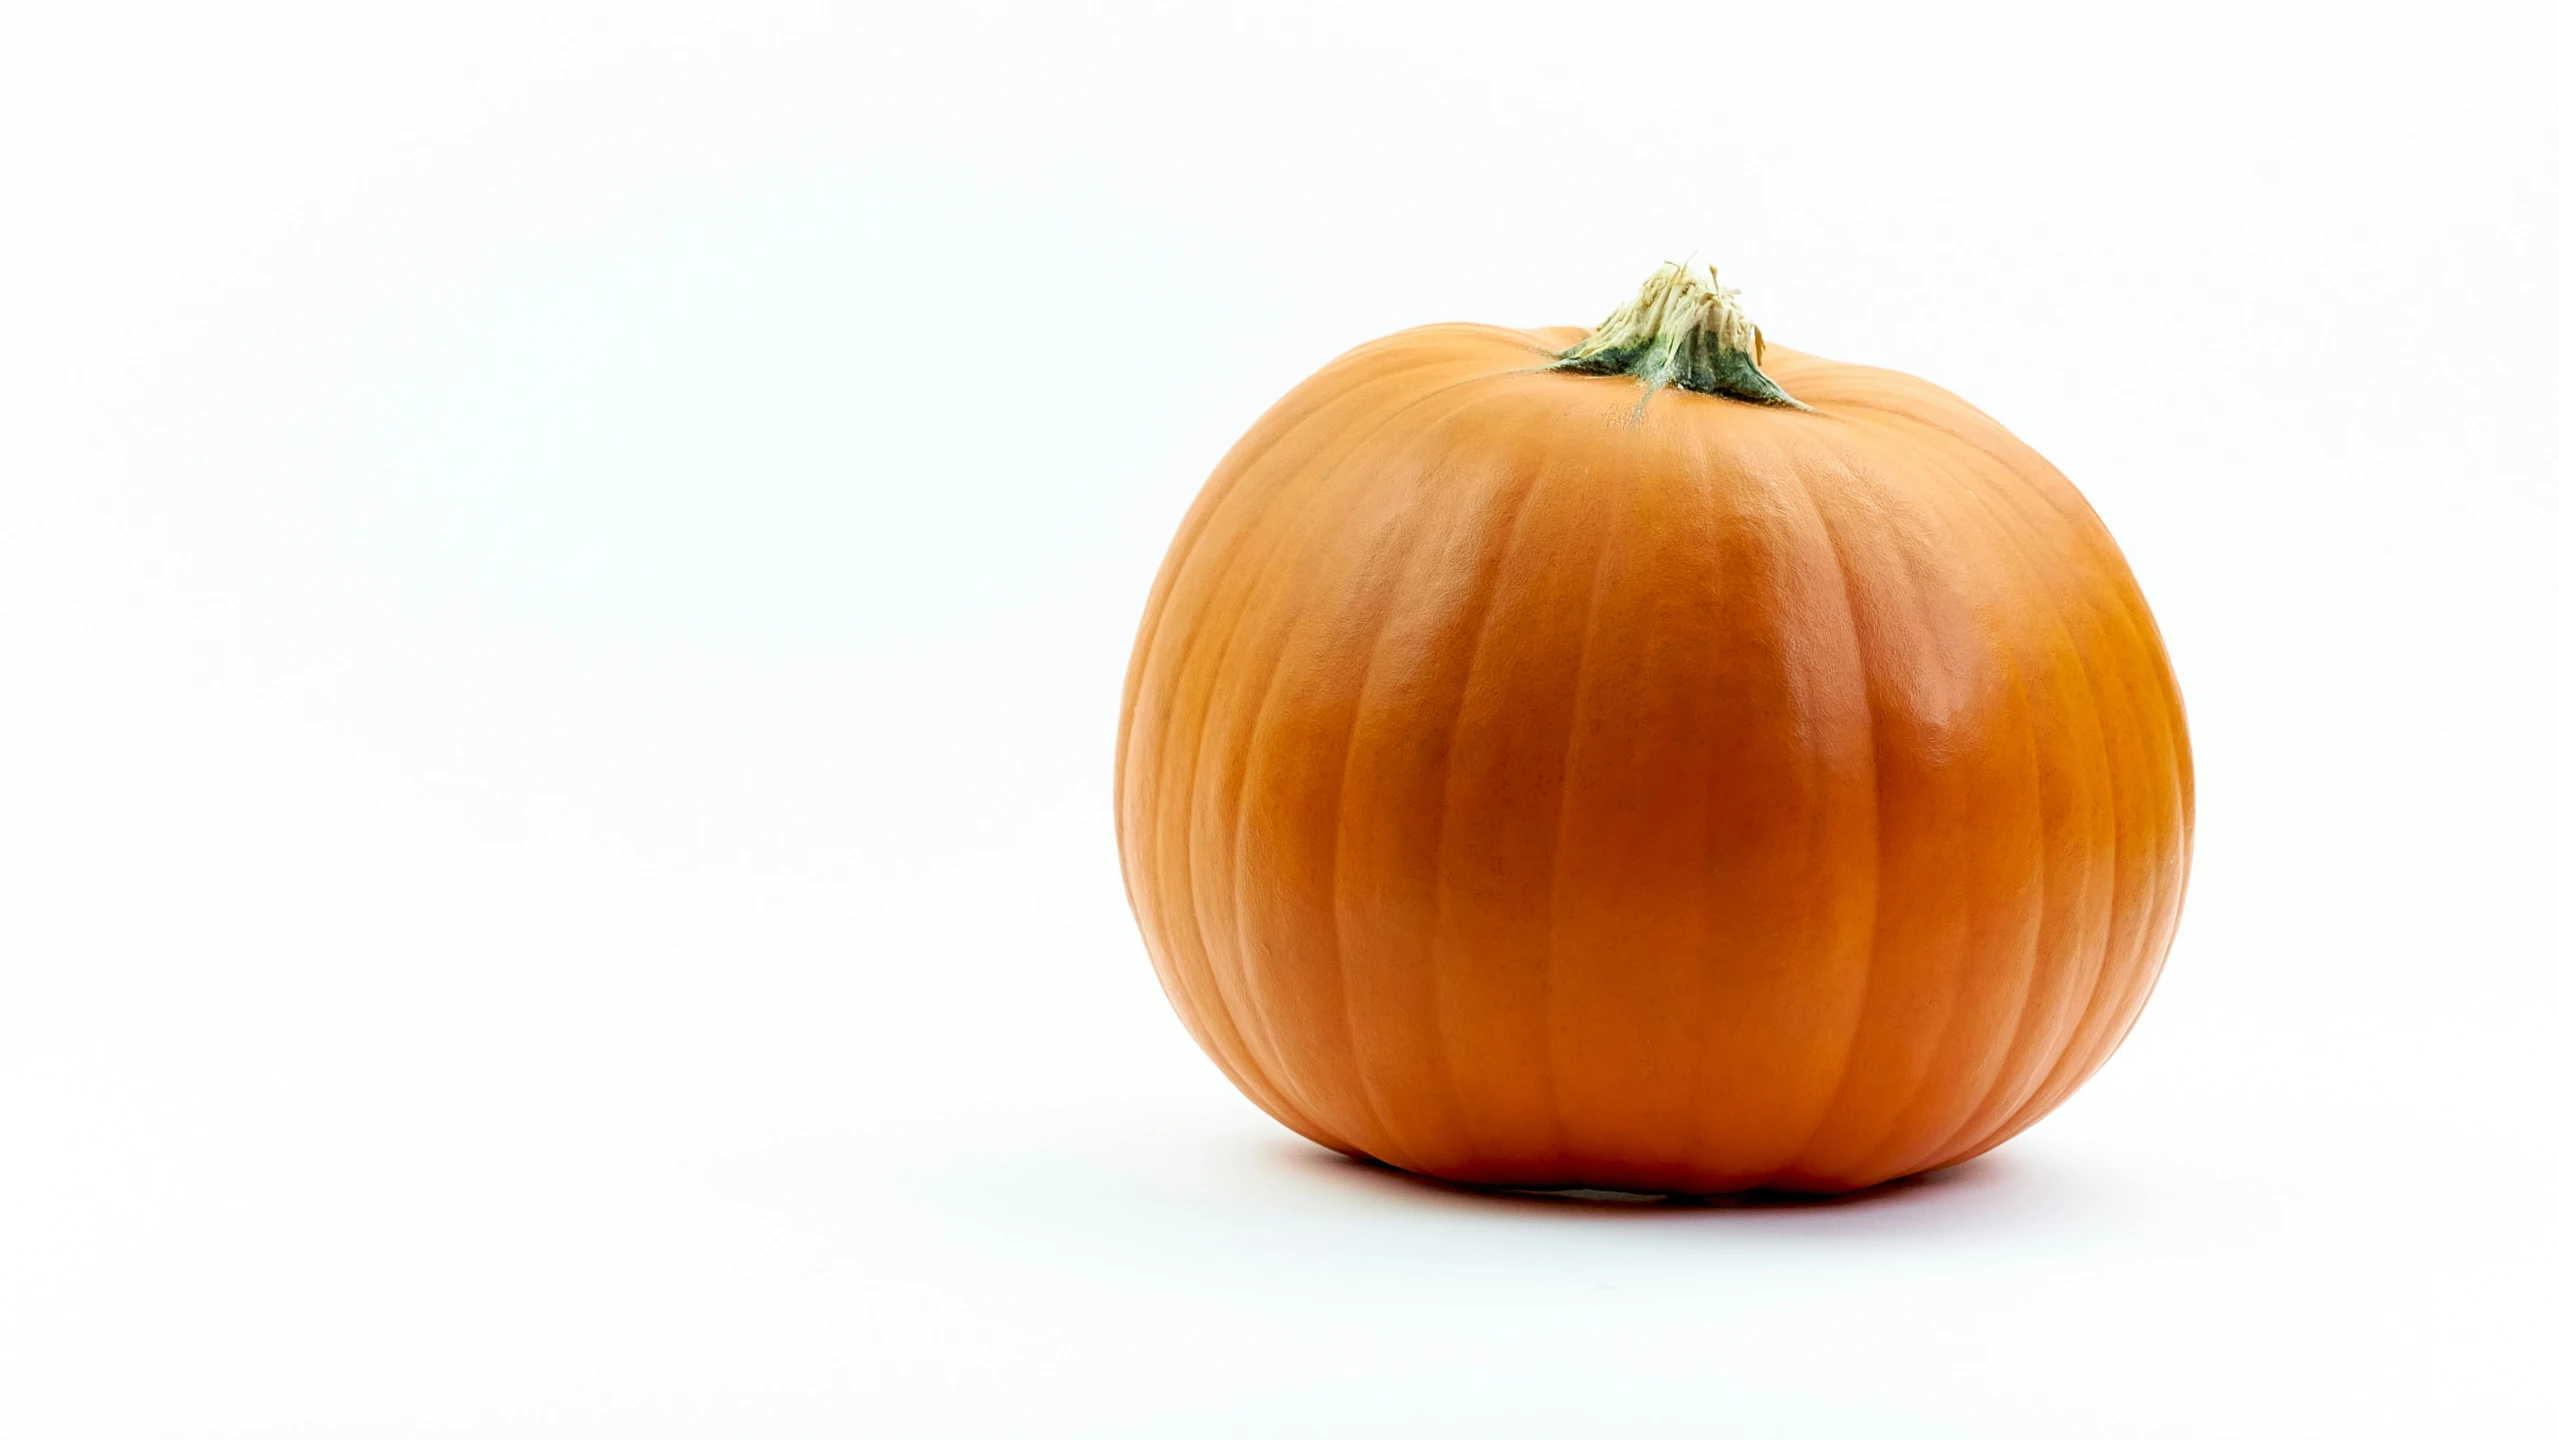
top-left (1114, 304), bottom-right (2192, 1195)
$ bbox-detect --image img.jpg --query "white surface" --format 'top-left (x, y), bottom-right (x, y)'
top-left (2, 3), bottom-right (2552, 1434)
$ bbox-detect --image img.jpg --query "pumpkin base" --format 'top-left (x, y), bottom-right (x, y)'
top-left (1336, 1146), bottom-right (1951, 1203)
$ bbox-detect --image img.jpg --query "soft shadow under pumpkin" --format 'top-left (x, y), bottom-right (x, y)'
top-left (1289, 1146), bottom-right (2006, 1214)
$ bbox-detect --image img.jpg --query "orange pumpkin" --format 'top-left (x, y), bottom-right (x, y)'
top-left (1115, 263), bottom-right (2192, 1194)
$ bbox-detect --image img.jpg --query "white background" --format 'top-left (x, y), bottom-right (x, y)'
top-left (3, 3), bottom-right (2552, 1434)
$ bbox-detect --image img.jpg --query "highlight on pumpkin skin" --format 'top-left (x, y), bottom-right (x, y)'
top-left (1549, 260), bottom-right (1808, 410)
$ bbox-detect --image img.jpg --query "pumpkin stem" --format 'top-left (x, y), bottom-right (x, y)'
top-left (1549, 261), bottom-right (1806, 409)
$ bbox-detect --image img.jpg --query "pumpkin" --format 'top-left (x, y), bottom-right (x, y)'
top-left (1115, 262), bottom-right (2192, 1195)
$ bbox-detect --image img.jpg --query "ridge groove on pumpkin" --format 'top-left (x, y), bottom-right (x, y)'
top-left (1912, 505), bottom-right (2061, 1171)
top-left (1427, 397), bottom-right (1589, 1178)
top-left (1895, 420), bottom-right (2069, 1174)
top-left (1903, 415), bottom-right (2132, 1171)
top-left (1125, 351), bottom-right (1478, 1145)
top-left (1901, 412), bottom-right (2158, 1150)
top-left (1408, 398), bottom-right (1553, 1173)
top-left (1766, 441), bottom-right (1887, 1188)
top-left (1787, 354), bottom-right (2186, 1170)
top-left (1159, 362), bottom-right (1479, 1143)
top-left (1819, 440), bottom-right (1982, 1185)
top-left (1217, 373), bottom-right (1505, 1159)
top-left (1972, 426), bottom-right (2186, 1130)
top-left (1169, 403), bottom-right (1375, 1140)
top-left (1894, 434), bottom-right (2122, 1157)
top-left (1829, 422), bottom-right (2060, 1176)
top-left (1540, 408), bottom-right (1636, 1186)
top-left (1121, 391), bottom-right (1343, 1135)
top-left (1308, 382), bottom-right (1546, 1172)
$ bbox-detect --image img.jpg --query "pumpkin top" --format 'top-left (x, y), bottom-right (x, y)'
top-left (1549, 261), bottom-right (1805, 410)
